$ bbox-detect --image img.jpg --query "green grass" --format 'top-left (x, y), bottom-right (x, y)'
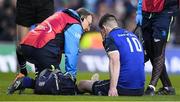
top-left (0, 72), bottom-right (180, 101)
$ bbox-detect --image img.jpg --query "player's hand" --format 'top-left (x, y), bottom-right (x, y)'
top-left (108, 88), bottom-right (118, 96)
top-left (136, 13), bottom-right (142, 26)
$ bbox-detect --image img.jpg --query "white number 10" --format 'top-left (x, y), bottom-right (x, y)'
top-left (126, 37), bottom-right (142, 52)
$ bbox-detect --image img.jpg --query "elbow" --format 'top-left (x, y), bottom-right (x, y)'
top-left (109, 53), bottom-right (119, 63)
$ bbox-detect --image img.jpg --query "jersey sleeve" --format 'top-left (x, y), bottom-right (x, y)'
top-left (64, 24), bottom-right (83, 78)
top-left (103, 36), bottom-right (118, 53)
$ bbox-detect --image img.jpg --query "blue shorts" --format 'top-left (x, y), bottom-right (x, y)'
top-left (92, 80), bottom-right (144, 96)
top-left (142, 11), bottom-right (174, 41)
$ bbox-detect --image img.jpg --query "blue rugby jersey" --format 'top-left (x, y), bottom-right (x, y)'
top-left (103, 28), bottom-right (145, 89)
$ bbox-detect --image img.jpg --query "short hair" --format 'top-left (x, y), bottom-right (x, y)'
top-left (99, 14), bottom-right (118, 29)
top-left (76, 8), bottom-right (93, 20)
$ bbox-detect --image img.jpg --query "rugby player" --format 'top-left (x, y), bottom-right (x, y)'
top-left (77, 14), bottom-right (145, 96)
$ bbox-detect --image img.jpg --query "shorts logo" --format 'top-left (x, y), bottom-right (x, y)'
top-left (162, 31), bottom-right (167, 37)
top-left (154, 38), bottom-right (161, 42)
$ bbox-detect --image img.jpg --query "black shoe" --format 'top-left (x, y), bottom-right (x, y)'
top-left (7, 77), bottom-right (25, 95)
top-left (144, 86), bottom-right (155, 96)
top-left (156, 87), bottom-right (176, 95)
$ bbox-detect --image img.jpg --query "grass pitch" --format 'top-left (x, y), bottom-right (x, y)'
top-left (0, 72), bottom-right (180, 101)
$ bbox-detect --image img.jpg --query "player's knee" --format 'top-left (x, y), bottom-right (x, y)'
top-left (78, 80), bottom-right (94, 93)
top-left (78, 80), bottom-right (87, 90)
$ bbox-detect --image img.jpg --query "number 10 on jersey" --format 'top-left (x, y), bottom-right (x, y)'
top-left (126, 37), bottom-right (142, 52)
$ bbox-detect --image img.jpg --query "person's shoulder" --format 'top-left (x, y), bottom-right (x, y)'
top-left (104, 35), bottom-right (115, 46)
top-left (63, 9), bottom-right (79, 17)
top-left (69, 24), bottom-right (82, 30)
top-left (66, 24), bottom-right (83, 34)
top-left (119, 29), bottom-right (136, 36)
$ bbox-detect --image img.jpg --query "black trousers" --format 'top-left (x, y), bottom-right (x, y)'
top-left (17, 42), bottom-right (62, 77)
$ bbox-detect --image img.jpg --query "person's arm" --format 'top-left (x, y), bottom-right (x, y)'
top-left (103, 37), bottom-right (120, 96)
top-left (64, 24), bottom-right (83, 78)
top-left (136, 0), bottom-right (143, 25)
top-left (108, 51), bottom-right (120, 96)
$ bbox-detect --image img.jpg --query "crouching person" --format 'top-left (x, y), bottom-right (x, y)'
top-left (7, 8), bottom-right (93, 95)
top-left (77, 14), bottom-right (145, 96)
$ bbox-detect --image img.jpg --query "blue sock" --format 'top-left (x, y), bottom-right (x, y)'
top-left (22, 77), bottom-right (35, 89)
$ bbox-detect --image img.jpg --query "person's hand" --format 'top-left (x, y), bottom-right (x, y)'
top-left (108, 87), bottom-right (118, 96)
top-left (136, 0), bottom-right (143, 26)
top-left (14, 73), bottom-right (25, 81)
top-left (136, 12), bottom-right (142, 26)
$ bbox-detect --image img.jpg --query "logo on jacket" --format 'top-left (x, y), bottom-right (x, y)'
top-left (44, 21), bottom-right (53, 33)
top-left (31, 21), bottom-right (52, 34)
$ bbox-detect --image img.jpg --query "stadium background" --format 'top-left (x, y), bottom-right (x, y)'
top-left (0, 0), bottom-right (180, 101)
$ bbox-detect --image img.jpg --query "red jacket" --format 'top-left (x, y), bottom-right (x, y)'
top-left (142, 0), bottom-right (179, 13)
top-left (142, 0), bottom-right (165, 12)
top-left (21, 10), bottom-right (80, 48)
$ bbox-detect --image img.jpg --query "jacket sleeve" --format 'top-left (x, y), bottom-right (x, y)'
top-left (64, 24), bottom-right (83, 78)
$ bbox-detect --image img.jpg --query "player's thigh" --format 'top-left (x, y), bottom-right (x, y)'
top-left (151, 13), bottom-right (172, 58)
top-left (92, 80), bottom-right (110, 96)
top-left (151, 40), bottom-right (166, 58)
top-left (35, 0), bottom-right (54, 23)
top-left (141, 15), bottom-right (154, 59)
top-left (141, 12), bottom-right (154, 47)
top-left (16, 0), bottom-right (36, 27)
top-left (152, 12), bottom-right (173, 41)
